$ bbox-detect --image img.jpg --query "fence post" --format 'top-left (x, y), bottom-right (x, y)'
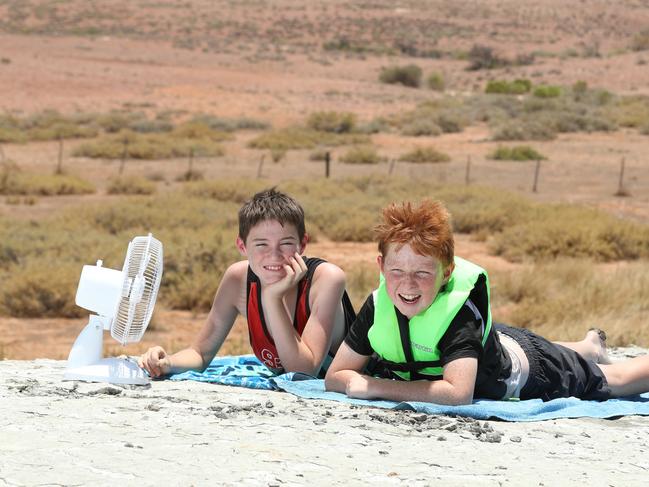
top-left (0, 144), bottom-right (5, 163)
top-left (532, 159), bottom-right (541, 193)
top-left (56, 136), bottom-right (64, 174)
top-left (465, 155), bottom-right (471, 185)
top-left (615, 157), bottom-right (628, 196)
top-left (325, 151), bottom-right (330, 178)
top-left (388, 159), bottom-right (396, 175)
top-left (188, 148), bottom-right (194, 174)
top-left (119, 138), bottom-right (129, 176)
top-left (257, 154), bottom-right (265, 179)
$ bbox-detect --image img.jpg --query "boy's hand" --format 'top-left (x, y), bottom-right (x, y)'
top-left (346, 374), bottom-right (373, 399)
top-left (263, 252), bottom-right (308, 299)
top-left (138, 346), bottom-right (172, 378)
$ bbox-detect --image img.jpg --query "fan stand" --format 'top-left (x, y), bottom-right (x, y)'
top-left (63, 315), bottom-right (150, 385)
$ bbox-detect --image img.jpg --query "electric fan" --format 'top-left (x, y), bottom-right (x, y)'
top-left (64, 233), bottom-right (163, 385)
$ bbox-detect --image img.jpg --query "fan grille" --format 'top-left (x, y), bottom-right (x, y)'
top-left (111, 234), bottom-right (163, 345)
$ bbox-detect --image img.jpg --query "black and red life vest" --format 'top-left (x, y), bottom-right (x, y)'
top-left (246, 256), bottom-right (355, 373)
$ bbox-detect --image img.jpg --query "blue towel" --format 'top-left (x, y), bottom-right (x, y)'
top-left (168, 355), bottom-right (649, 421)
top-left (272, 376), bottom-right (649, 422)
top-left (169, 355), bottom-right (279, 390)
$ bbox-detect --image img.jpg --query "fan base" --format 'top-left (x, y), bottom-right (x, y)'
top-left (64, 357), bottom-right (150, 385)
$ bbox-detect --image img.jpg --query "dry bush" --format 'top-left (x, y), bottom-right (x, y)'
top-left (183, 179), bottom-right (269, 203)
top-left (248, 127), bottom-right (368, 151)
top-left (74, 130), bottom-right (225, 159)
top-left (339, 146), bottom-right (384, 165)
top-left (0, 168), bottom-right (95, 196)
top-left (107, 177), bottom-right (157, 195)
top-left (467, 44), bottom-right (510, 70)
top-left (379, 64), bottom-right (422, 88)
top-left (399, 146), bottom-right (450, 163)
top-left (491, 259), bottom-right (649, 346)
top-left (400, 119), bottom-right (442, 137)
top-left (489, 205), bottom-right (649, 262)
top-left (189, 114), bottom-right (269, 132)
top-left (0, 259), bottom-right (86, 318)
top-left (307, 111), bottom-right (356, 133)
top-left (489, 145), bottom-right (546, 161)
top-left (630, 29), bottom-right (649, 52)
top-left (344, 261), bottom-right (379, 310)
top-left (426, 72), bottom-right (445, 92)
top-left (485, 79), bottom-right (531, 95)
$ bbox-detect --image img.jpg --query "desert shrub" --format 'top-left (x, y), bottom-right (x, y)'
top-left (399, 146), bottom-right (450, 163)
top-left (175, 169), bottom-right (204, 182)
top-left (492, 121), bottom-right (557, 141)
top-left (630, 29), bottom-right (649, 52)
top-left (73, 131), bottom-right (225, 159)
top-left (489, 145), bottom-right (546, 161)
top-left (344, 262), bottom-right (379, 309)
top-left (248, 128), bottom-right (368, 151)
top-left (491, 259), bottom-right (649, 346)
top-left (489, 205), bottom-right (649, 262)
top-left (183, 179), bottom-right (269, 203)
top-left (607, 95), bottom-right (649, 128)
top-left (467, 44), bottom-right (509, 70)
top-left (339, 146), bottom-right (384, 165)
top-left (426, 72), bottom-right (445, 91)
top-left (572, 80), bottom-right (588, 101)
top-left (309, 149), bottom-right (329, 161)
top-left (533, 85), bottom-right (562, 98)
top-left (129, 118), bottom-right (174, 133)
top-left (401, 119), bottom-right (442, 137)
top-left (107, 177), bottom-right (157, 195)
top-left (0, 259), bottom-right (86, 318)
top-left (485, 79), bottom-right (531, 95)
top-left (357, 118), bottom-right (390, 134)
top-left (379, 64), bottom-right (422, 88)
top-left (307, 111), bottom-right (356, 133)
top-left (0, 170), bottom-right (95, 196)
top-left (189, 114), bottom-right (269, 131)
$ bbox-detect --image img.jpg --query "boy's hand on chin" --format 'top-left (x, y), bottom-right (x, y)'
top-left (346, 374), bottom-right (372, 399)
top-left (263, 252), bottom-right (308, 299)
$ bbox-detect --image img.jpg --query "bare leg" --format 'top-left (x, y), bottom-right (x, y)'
top-left (598, 356), bottom-right (649, 397)
top-left (555, 329), bottom-right (611, 364)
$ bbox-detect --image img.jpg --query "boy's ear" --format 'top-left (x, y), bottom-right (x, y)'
top-left (298, 233), bottom-right (309, 254)
top-left (235, 236), bottom-right (247, 256)
top-left (377, 254), bottom-right (384, 271)
top-left (442, 262), bottom-right (455, 284)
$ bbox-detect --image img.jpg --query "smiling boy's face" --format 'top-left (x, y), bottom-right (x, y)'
top-left (236, 219), bottom-right (307, 285)
top-left (378, 242), bottom-right (453, 319)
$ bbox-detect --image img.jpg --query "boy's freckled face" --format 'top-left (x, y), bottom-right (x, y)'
top-left (238, 220), bottom-right (304, 285)
top-left (379, 243), bottom-right (448, 319)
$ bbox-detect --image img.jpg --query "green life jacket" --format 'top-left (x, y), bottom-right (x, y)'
top-left (368, 256), bottom-right (491, 381)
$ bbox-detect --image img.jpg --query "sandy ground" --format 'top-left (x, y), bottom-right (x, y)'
top-left (2, 348), bottom-right (649, 487)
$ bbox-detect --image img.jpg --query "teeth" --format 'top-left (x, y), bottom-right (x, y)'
top-left (400, 294), bottom-right (420, 302)
top-left (265, 265), bottom-right (282, 271)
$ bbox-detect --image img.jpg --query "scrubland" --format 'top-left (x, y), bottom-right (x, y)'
top-left (1, 0), bottom-right (649, 359)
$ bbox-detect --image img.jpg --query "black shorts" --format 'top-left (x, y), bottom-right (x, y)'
top-left (496, 324), bottom-right (611, 401)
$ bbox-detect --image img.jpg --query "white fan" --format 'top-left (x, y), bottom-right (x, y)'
top-left (64, 233), bottom-right (163, 385)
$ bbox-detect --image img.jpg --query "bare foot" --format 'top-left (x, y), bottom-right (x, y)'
top-left (587, 328), bottom-right (612, 365)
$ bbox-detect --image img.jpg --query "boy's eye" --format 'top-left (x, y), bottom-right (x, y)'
top-left (255, 243), bottom-right (267, 247)
top-left (415, 271), bottom-right (431, 279)
top-left (280, 242), bottom-right (295, 247)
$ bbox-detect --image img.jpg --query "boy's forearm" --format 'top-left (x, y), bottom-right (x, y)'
top-left (262, 294), bottom-right (319, 374)
top-left (366, 376), bottom-right (472, 405)
top-left (166, 347), bottom-right (207, 374)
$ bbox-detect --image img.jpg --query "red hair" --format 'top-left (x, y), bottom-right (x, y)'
top-left (375, 200), bottom-right (454, 267)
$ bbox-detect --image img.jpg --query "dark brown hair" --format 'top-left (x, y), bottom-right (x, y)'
top-left (238, 188), bottom-right (306, 242)
top-left (375, 199), bottom-right (454, 266)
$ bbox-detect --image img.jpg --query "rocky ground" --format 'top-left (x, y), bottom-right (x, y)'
top-left (2, 348), bottom-right (648, 486)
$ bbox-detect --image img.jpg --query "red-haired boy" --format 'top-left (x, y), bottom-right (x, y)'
top-left (326, 200), bottom-right (649, 404)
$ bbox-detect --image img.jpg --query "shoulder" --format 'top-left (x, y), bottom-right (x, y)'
top-left (222, 260), bottom-right (249, 287)
top-left (310, 261), bottom-right (345, 288)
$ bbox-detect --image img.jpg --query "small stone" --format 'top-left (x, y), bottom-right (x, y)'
top-left (510, 436), bottom-right (522, 443)
top-left (265, 400), bottom-right (274, 409)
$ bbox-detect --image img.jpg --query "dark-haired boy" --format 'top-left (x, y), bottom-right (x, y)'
top-left (140, 189), bottom-right (355, 378)
top-left (326, 200), bottom-right (649, 404)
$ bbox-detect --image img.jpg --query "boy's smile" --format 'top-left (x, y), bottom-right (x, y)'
top-left (237, 219), bottom-right (307, 284)
top-left (379, 243), bottom-right (452, 319)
